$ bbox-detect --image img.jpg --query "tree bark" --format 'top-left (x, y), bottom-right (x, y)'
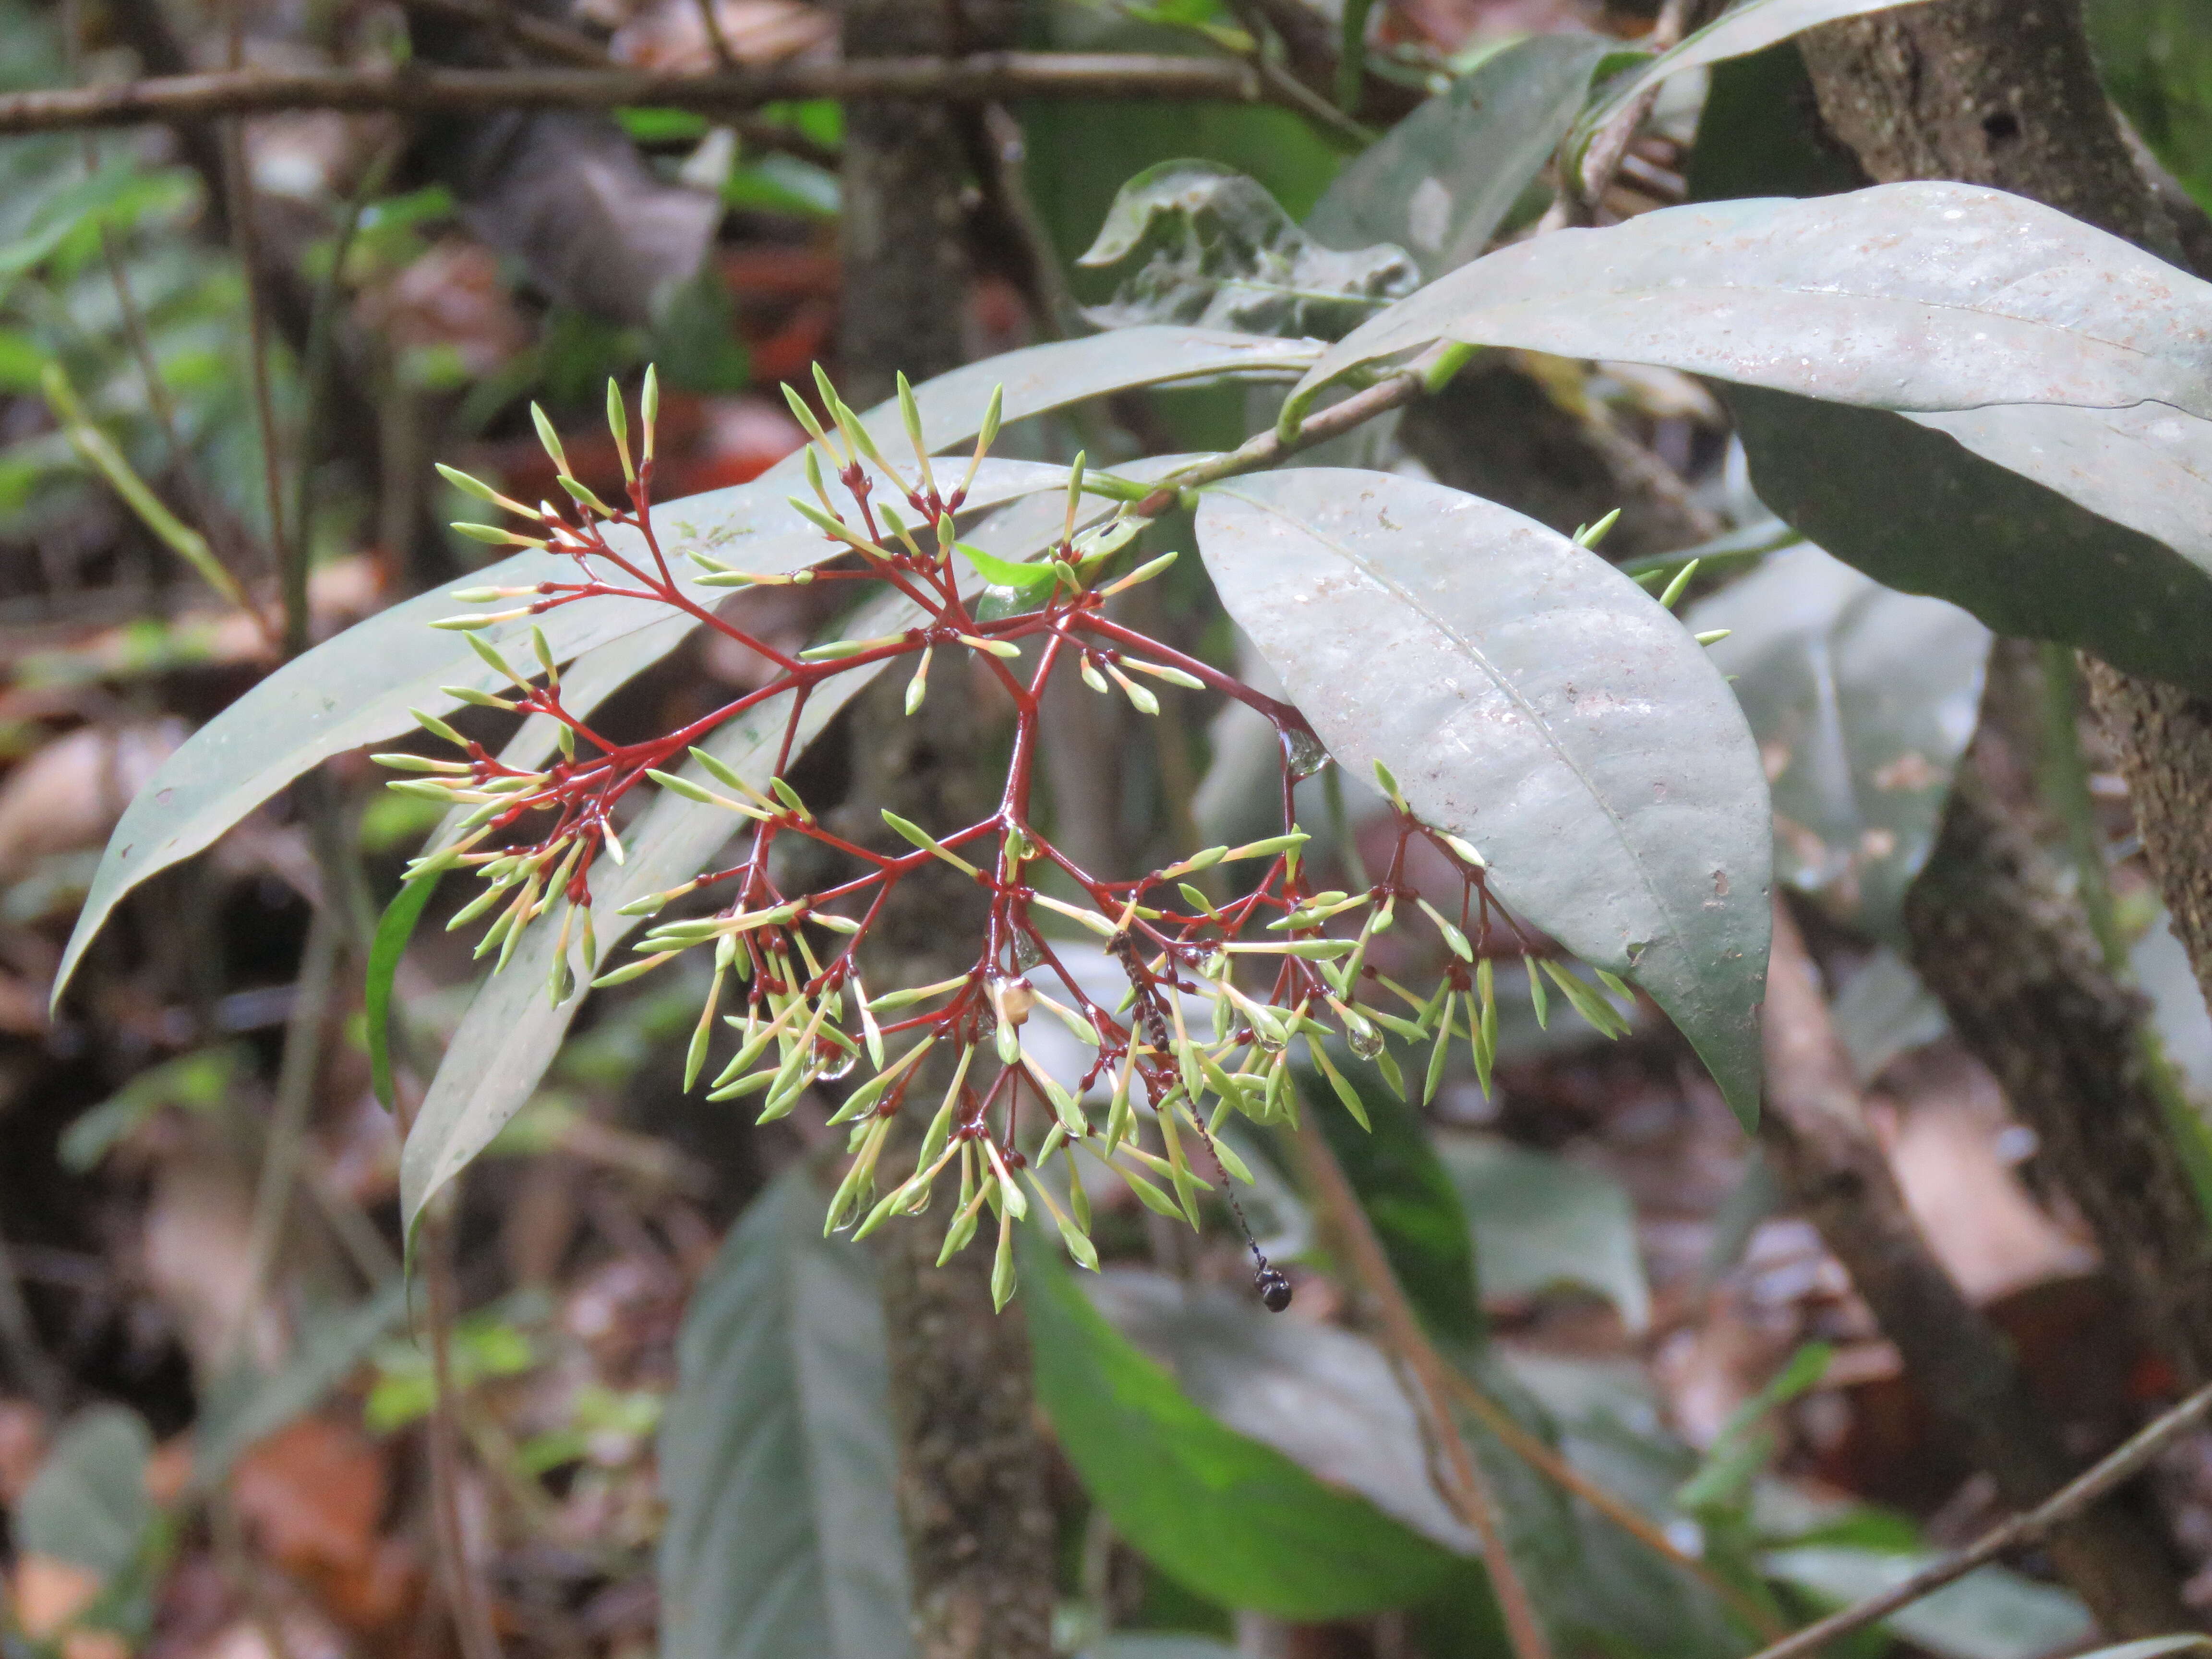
top-left (839, 5), bottom-right (1058, 1658)
top-left (1761, 900), bottom-right (2191, 1635)
top-left (1799, 0), bottom-right (2212, 1386)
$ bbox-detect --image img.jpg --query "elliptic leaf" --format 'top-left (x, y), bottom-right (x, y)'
top-left (1026, 1242), bottom-right (1466, 1618)
top-left (1196, 469), bottom-right (1771, 1126)
top-left (659, 1168), bottom-right (911, 1659)
top-left (1306, 35), bottom-right (1614, 278)
top-left (1690, 541), bottom-right (1991, 947)
top-left (1565, 0), bottom-right (1937, 169)
top-left (1731, 387), bottom-right (2212, 695)
top-left (16, 1406), bottom-right (154, 1578)
top-left (1078, 161), bottom-right (1417, 340)
top-left (1090, 1270), bottom-right (1479, 1553)
top-left (1762, 1547), bottom-right (2089, 1659)
top-left (57, 326), bottom-right (1317, 1005)
top-left (1302, 183), bottom-right (2212, 419)
top-left (1436, 1136), bottom-right (1651, 1334)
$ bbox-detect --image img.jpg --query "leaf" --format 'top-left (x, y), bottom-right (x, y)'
top-left (2084, 0), bottom-right (2212, 208)
top-left (1565, 0), bottom-right (1939, 169)
top-left (1306, 1060), bottom-right (1483, 1348)
top-left (1731, 386), bottom-right (2212, 695)
top-left (1306, 35), bottom-right (1615, 278)
top-left (1077, 161), bottom-right (1418, 340)
top-left (1689, 541), bottom-right (1990, 947)
top-left (1092, 1269), bottom-right (1486, 1555)
top-left (16, 1406), bottom-right (154, 1578)
top-left (58, 325), bottom-right (1318, 1003)
top-left (367, 871), bottom-right (442, 1111)
top-left (1435, 1135), bottom-right (1650, 1334)
top-left (2070, 1641), bottom-right (2212, 1659)
top-left (1026, 1248), bottom-right (1467, 1618)
top-left (658, 1167), bottom-right (912, 1659)
top-left (1828, 947), bottom-right (1948, 1083)
top-left (0, 162), bottom-right (192, 289)
top-left (1762, 1547), bottom-right (2091, 1659)
top-left (193, 1281), bottom-right (410, 1489)
top-left (1084, 1638), bottom-right (1239, 1659)
top-left (1303, 183), bottom-right (2212, 419)
top-left (1197, 469), bottom-right (1772, 1126)
top-left (397, 454), bottom-right (1199, 1240)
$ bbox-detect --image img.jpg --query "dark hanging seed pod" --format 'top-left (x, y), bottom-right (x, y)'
top-left (1255, 1266), bottom-right (1294, 1313)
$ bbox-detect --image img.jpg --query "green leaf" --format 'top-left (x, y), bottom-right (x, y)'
top-left (367, 870), bottom-right (443, 1111)
top-left (16, 1406), bottom-right (154, 1577)
top-left (0, 162), bottom-right (192, 288)
top-left (397, 453), bottom-right (1198, 1241)
top-left (1731, 385), bottom-right (2212, 695)
top-left (659, 1168), bottom-right (912, 1659)
top-left (1077, 161), bottom-right (1417, 340)
top-left (1436, 1136), bottom-right (1650, 1334)
top-left (59, 328), bottom-right (1313, 1005)
top-left (1690, 541), bottom-right (1991, 947)
top-left (1304, 183), bottom-right (2212, 418)
top-left (1197, 469), bottom-right (1771, 1127)
top-left (1027, 1247), bottom-right (1467, 1618)
top-left (1305, 1061), bottom-right (1483, 1348)
top-left (1762, 1547), bottom-right (2091, 1659)
top-left (1565, 0), bottom-right (1941, 170)
top-left (1306, 35), bottom-right (1614, 278)
top-left (955, 540), bottom-right (1055, 592)
top-left (2084, 0), bottom-right (2212, 208)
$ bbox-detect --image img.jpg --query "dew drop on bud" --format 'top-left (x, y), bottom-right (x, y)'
top-left (1012, 932), bottom-right (1043, 971)
top-left (817, 1042), bottom-right (858, 1082)
top-left (1283, 728), bottom-right (1329, 780)
top-left (1195, 946), bottom-right (1226, 980)
top-left (1346, 1021), bottom-right (1384, 1061)
top-left (1255, 1267), bottom-right (1294, 1312)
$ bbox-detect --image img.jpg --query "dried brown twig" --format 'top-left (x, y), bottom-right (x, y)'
top-left (0, 55), bottom-right (1267, 135)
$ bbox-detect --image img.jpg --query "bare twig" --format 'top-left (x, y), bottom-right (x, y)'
top-left (1750, 1379), bottom-right (2212, 1659)
top-left (1294, 1121), bottom-right (1553, 1659)
top-left (423, 1207), bottom-right (505, 1659)
top-left (1545, 0), bottom-right (1692, 228)
top-left (0, 55), bottom-right (1268, 135)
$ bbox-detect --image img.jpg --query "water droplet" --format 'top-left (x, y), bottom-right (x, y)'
top-left (817, 1041), bottom-right (857, 1082)
top-left (1195, 947), bottom-right (1226, 980)
top-left (1345, 1020), bottom-right (1384, 1060)
top-left (1011, 933), bottom-right (1043, 970)
top-left (1283, 728), bottom-right (1329, 780)
top-left (1255, 1267), bottom-right (1294, 1312)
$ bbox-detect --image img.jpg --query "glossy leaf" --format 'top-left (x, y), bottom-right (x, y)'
top-left (1308, 1059), bottom-right (1483, 1347)
top-left (1690, 541), bottom-right (1990, 947)
top-left (1302, 183), bottom-right (2212, 419)
top-left (1078, 160), bottom-right (1417, 339)
top-left (1306, 34), bottom-right (1614, 277)
top-left (1731, 387), bottom-right (2212, 694)
top-left (57, 326), bottom-right (1316, 1003)
top-left (1197, 469), bottom-right (1771, 1125)
top-left (1026, 1245), bottom-right (1467, 1618)
top-left (1437, 1135), bottom-right (1650, 1334)
top-left (366, 872), bottom-right (442, 1110)
top-left (1763, 1547), bottom-right (2090, 1659)
top-left (659, 1168), bottom-right (911, 1659)
top-left (1565, 0), bottom-right (1935, 168)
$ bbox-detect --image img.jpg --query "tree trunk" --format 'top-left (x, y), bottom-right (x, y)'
top-left (1761, 899), bottom-right (2190, 1634)
top-left (1799, 0), bottom-right (2212, 1388)
top-left (838, 4), bottom-right (1058, 1657)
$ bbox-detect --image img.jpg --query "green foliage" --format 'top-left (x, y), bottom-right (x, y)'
top-left (1691, 542), bottom-right (1991, 947)
top-left (1025, 1239), bottom-right (1469, 1618)
top-left (1078, 160), bottom-right (1417, 338)
top-left (2085, 0), bottom-right (2212, 207)
top-left (1196, 469), bottom-right (1772, 1126)
top-left (658, 1168), bottom-right (912, 1659)
top-left (1438, 1136), bottom-right (1650, 1334)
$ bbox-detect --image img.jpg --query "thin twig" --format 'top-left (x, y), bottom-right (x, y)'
top-left (1749, 1379), bottom-right (2212, 1659)
top-left (292, 142), bottom-right (397, 568)
top-left (216, 118), bottom-right (299, 653)
top-left (0, 55), bottom-right (1270, 135)
top-left (1435, 1367), bottom-right (1789, 1640)
top-left (1134, 367), bottom-right (1429, 517)
top-left (1546, 0), bottom-right (1692, 228)
top-left (1293, 1121), bottom-right (1554, 1659)
top-left (227, 906), bottom-right (342, 1365)
top-left (423, 1207), bottom-right (505, 1659)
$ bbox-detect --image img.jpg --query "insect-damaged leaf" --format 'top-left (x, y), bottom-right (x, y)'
top-left (1197, 469), bottom-right (1770, 1126)
top-left (1079, 161), bottom-right (1418, 340)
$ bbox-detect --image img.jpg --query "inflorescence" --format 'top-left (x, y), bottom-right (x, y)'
top-left (379, 367), bottom-right (1630, 1310)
